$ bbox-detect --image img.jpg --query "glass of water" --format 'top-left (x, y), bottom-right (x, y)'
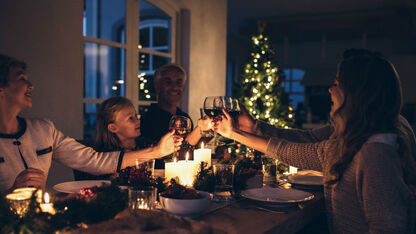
top-left (213, 164), bottom-right (235, 202)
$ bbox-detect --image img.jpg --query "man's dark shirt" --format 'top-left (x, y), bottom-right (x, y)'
top-left (140, 104), bottom-right (193, 168)
top-left (140, 103), bottom-right (193, 145)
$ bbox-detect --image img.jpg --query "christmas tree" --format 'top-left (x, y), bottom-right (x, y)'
top-left (236, 29), bottom-right (295, 128)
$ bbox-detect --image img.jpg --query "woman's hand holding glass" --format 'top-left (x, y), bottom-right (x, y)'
top-left (155, 130), bottom-right (182, 156)
top-left (198, 116), bottom-right (214, 132)
top-left (214, 109), bottom-right (235, 139)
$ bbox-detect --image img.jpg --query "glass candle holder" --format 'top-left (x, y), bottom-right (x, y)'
top-left (128, 187), bottom-right (157, 210)
top-left (6, 188), bottom-right (37, 217)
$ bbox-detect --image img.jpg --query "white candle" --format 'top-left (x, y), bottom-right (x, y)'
top-left (165, 157), bottom-right (178, 183)
top-left (194, 142), bottom-right (212, 167)
top-left (164, 153), bottom-right (199, 187)
top-left (289, 166), bottom-right (298, 174)
top-left (40, 192), bottom-right (56, 215)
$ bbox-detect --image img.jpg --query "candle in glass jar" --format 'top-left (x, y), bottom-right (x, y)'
top-left (194, 142), bottom-right (212, 167)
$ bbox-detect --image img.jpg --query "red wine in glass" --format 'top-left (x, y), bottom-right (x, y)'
top-left (228, 110), bottom-right (240, 122)
top-left (170, 127), bottom-right (190, 138)
top-left (204, 108), bottom-right (222, 119)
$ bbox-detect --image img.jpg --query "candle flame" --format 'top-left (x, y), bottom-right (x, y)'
top-left (44, 192), bottom-right (50, 203)
top-left (174, 157), bottom-right (177, 163)
top-left (201, 142), bottom-right (205, 149)
top-left (186, 152), bottom-right (189, 161)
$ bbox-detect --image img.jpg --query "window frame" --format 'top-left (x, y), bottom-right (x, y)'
top-left (283, 68), bottom-right (305, 108)
top-left (82, 0), bottom-right (178, 134)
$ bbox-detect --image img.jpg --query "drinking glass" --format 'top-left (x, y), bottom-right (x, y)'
top-left (199, 108), bottom-right (214, 138)
top-left (213, 164), bottom-right (235, 202)
top-left (230, 98), bottom-right (241, 125)
top-left (169, 115), bottom-right (192, 158)
top-left (262, 159), bottom-right (277, 187)
top-left (128, 187), bottom-right (157, 210)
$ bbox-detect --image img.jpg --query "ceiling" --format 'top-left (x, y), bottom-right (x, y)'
top-left (228, 0), bottom-right (416, 41)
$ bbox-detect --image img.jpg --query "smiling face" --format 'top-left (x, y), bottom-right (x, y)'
top-left (108, 106), bottom-right (141, 142)
top-left (155, 70), bottom-right (185, 107)
top-left (0, 66), bottom-right (34, 111)
top-left (328, 77), bottom-right (344, 117)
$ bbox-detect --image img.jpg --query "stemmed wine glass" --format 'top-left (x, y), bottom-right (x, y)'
top-left (203, 96), bottom-right (234, 145)
top-left (168, 115), bottom-right (192, 158)
top-left (230, 98), bottom-right (241, 125)
top-left (203, 96), bottom-right (223, 145)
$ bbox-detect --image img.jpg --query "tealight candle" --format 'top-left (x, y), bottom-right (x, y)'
top-left (6, 192), bottom-right (31, 217)
top-left (289, 166), bottom-right (298, 174)
top-left (194, 142), bottom-right (212, 167)
top-left (40, 192), bottom-right (56, 215)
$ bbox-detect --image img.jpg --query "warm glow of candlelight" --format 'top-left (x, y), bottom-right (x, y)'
top-left (194, 143), bottom-right (212, 167)
top-left (185, 152), bottom-right (189, 161)
top-left (44, 192), bottom-right (50, 203)
top-left (40, 192), bottom-right (56, 214)
top-left (174, 157), bottom-right (177, 163)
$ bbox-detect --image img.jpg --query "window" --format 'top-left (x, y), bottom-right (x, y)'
top-left (83, 0), bottom-right (175, 139)
top-left (283, 68), bottom-right (305, 109)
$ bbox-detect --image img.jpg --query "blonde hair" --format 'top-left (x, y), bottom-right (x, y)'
top-left (94, 96), bottom-right (135, 151)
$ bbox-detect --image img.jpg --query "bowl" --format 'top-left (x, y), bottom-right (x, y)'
top-left (159, 190), bottom-right (210, 217)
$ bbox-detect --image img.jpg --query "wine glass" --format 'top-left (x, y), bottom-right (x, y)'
top-left (169, 115), bottom-right (192, 158)
top-left (203, 96), bottom-right (225, 145)
top-left (230, 98), bottom-right (241, 124)
top-left (203, 96), bottom-right (223, 120)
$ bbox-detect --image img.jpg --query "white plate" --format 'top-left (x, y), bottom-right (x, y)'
top-left (287, 170), bottom-right (323, 186)
top-left (53, 180), bottom-right (110, 193)
top-left (241, 187), bottom-right (314, 204)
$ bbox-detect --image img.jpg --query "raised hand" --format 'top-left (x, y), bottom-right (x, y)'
top-left (156, 130), bottom-right (182, 156)
top-left (236, 104), bottom-right (256, 133)
top-left (198, 116), bottom-right (214, 132)
top-left (12, 168), bottom-right (46, 190)
top-left (214, 109), bottom-right (234, 139)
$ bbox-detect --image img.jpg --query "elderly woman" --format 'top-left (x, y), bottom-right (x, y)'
top-left (216, 55), bottom-right (416, 233)
top-left (0, 54), bottom-right (178, 195)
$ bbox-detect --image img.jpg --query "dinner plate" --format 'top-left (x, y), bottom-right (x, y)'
top-left (287, 170), bottom-right (323, 186)
top-left (241, 187), bottom-right (314, 205)
top-left (53, 180), bottom-right (110, 193)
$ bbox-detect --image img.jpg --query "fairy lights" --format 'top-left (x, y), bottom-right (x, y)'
top-left (238, 33), bottom-right (295, 127)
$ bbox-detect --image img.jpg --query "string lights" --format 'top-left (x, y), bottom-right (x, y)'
top-left (238, 33), bottom-right (296, 128)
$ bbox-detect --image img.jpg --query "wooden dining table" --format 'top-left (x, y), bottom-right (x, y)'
top-left (197, 190), bottom-right (325, 234)
top-left (65, 188), bottom-right (325, 234)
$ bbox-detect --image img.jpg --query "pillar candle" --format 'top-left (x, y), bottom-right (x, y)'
top-left (194, 142), bottom-right (212, 167)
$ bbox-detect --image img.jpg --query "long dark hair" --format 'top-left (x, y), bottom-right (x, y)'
top-left (327, 55), bottom-right (416, 187)
top-left (94, 96), bottom-right (135, 151)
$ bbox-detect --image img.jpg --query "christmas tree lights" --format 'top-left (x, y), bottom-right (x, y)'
top-left (236, 33), bottom-right (295, 128)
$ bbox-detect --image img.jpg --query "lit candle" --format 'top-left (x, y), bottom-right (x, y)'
top-left (178, 152), bottom-right (199, 186)
top-left (135, 158), bottom-right (139, 168)
top-left (289, 166), bottom-right (298, 174)
top-left (164, 153), bottom-right (199, 187)
top-left (40, 192), bottom-right (56, 215)
top-left (165, 157), bottom-right (178, 183)
top-left (6, 192), bottom-right (31, 217)
top-left (194, 142), bottom-right (212, 167)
